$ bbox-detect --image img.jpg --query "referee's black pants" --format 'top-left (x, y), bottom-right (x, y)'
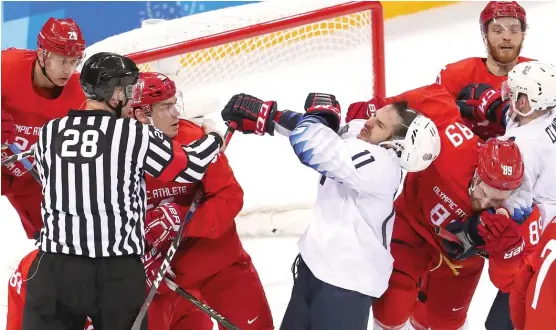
top-left (22, 251), bottom-right (148, 330)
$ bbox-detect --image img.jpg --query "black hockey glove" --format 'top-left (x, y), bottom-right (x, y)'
top-left (221, 93), bottom-right (277, 135)
top-left (436, 214), bottom-right (487, 260)
top-left (456, 83), bottom-right (506, 123)
top-left (303, 93), bottom-right (341, 132)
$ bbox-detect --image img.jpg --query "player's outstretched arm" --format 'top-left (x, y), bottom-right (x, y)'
top-left (456, 83), bottom-right (508, 126)
top-left (220, 93), bottom-right (305, 137)
top-left (289, 93), bottom-right (395, 195)
top-left (142, 124), bottom-right (223, 183)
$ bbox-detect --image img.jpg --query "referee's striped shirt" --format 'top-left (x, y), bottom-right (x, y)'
top-left (33, 110), bottom-right (222, 258)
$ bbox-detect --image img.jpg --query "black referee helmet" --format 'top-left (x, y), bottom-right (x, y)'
top-left (80, 52), bottom-right (140, 117)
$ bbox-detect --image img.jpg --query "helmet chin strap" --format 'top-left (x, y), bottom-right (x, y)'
top-left (379, 140), bottom-right (404, 158)
top-left (38, 50), bottom-right (63, 88)
top-left (105, 98), bottom-right (129, 118)
top-left (468, 171), bottom-right (480, 196)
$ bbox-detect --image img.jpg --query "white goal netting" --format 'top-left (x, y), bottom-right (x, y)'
top-left (84, 0), bottom-right (385, 236)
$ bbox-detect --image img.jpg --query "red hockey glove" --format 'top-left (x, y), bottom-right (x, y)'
top-left (476, 209), bottom-right (525, 262)
top-left (221, 93), bottom-right (278, 135)
top-left (142, 246), bottom-right (176, 296)
top-left (303, 93), bottom-right (341, 132)
top-left (509, 261), bottom-right (535, 330)
top-left (1, 110), bottom-right (15, 148)
top-left (145, 202), bottom-right (185, 253)
top-left (456, 83), bottom-right (507, 123)
top-left (345, 96), bottom-right (387, 123)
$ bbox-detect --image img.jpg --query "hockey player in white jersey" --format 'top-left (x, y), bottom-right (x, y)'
top-left (497, 61), bottom-right (556, 329)
top-left (221, 92), bottom-right (441, 329)
top-left (500, 61), bottom-right (556, 229)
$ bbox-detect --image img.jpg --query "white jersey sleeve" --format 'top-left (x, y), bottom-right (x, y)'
top-left (288, 117), bottom-right (400, 196)
top-left (504, 112), bottom-right (556, 229)
top-left (291, 118), bottom-right (402, 298)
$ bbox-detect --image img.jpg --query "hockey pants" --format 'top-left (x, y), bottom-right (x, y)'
top-left (280, 254), bottom-right (374, 330)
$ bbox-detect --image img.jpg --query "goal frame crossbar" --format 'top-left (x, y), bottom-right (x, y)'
top-left (126, 1), bottom-right (386, 99)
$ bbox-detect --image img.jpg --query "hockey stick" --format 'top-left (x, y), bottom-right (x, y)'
top-left (6, 144), bottom-right (40, 181)
top-left (1, 145), bottom-right (34, 167)
top-left (435, 226), bottom-right (489, 259)
top-left (2, 144), bottom-right (41, 238)
top-left (164, 277), bottom-right (241, 330)
top-left (131, 125), bottom-right (236, 330)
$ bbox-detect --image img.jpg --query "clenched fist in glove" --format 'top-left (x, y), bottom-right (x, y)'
top-left (221, 93), bottom-right (278, 135)
top-left (440, 208), bottom-right (524, 262)
top-left (145, 202), bottom-right (185, 253)
top-left (345, 96), bottom-right (387, 123)
top-left (142, 246), bottom-right (176, 295)
top-left (474, 209), bottom-right (525, 264)
top-left (303, 93), bottom-right (341, 132)
top-left (457, 83), bottom-right (507, 123)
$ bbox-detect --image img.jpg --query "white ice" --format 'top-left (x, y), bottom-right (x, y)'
top-left (1, 1), bottom-right (555, 329)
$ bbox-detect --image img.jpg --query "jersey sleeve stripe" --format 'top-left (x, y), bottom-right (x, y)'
top-left (148, 143), bottom-right (171, 162)
top-left (183, 167), bottom-right (204, 181)
top-left (155, 141), bottom-right (187, 182)
top-left (183, 134), bottom-right (220, 159)
top-left (355, 156), bottom-right (376, 169)
top-left (381, 208), bottom-right (395, 248)
top-left (145, 156), bottom-right (163, 174)
top-left (175, 170), bottom-right (202, 183)
top-left (352, 150), bottom-right (371, 161)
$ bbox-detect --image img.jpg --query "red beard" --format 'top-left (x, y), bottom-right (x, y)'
top-left (487, 41), bottom-right (523, 64)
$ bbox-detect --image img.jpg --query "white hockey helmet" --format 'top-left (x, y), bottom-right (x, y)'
top-left (501, 61), bottom-right (556, 117)
top-left (380, 114), bottom-right (441, 172)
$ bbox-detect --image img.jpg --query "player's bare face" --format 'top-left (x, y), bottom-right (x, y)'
top-left (44, 52), bottom-right (80, 86)
top-left (358, 105), bottom-right (401, 144)
top-left (470, 179), bottom-right (513, 212)
top-left (486, 17), bottom-right (524, 64)
top-left (151, 96), bottom-right (181, 138)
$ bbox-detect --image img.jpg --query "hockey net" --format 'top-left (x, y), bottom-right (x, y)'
top-left (84, 0), bottom-right (385, 237)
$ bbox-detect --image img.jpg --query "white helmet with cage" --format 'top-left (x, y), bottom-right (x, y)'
top-left (501, 61), bottom-right (556, 117)
top-left (380, 114), bottom-right (441, 172)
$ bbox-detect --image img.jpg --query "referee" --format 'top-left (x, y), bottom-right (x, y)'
top-left (22, 52), bottom-right (224, 330)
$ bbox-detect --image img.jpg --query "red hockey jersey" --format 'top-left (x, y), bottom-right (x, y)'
top-left (389, 84), bottom-right (479, 253)
top-left (145, 119), bottom-right (245, 287)
top-left (435, 56), bottom-right (533, 140)
top-left (1, 48), bottom-right (86, 237)
top-left (510, 217), bottom-right (556, 330)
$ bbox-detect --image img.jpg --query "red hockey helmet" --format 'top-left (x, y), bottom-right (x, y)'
top-left (131, 72), bottom-right (177, 115)
top-left (37, 17), bottom-right (86, 58)
top-left (480, 1), bottom-right (527, 34)
top-left (477, 138), bottom-right (524, 191)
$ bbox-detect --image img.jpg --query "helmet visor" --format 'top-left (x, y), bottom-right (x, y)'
top-left (47, 52), bottom-right (81, 71)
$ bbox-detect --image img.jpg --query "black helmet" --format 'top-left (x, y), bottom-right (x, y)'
top-left (80, 52), bottom-right (139, 116)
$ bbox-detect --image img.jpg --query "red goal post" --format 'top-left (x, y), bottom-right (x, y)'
top-left (84, 1), bottom-right (386, 237)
